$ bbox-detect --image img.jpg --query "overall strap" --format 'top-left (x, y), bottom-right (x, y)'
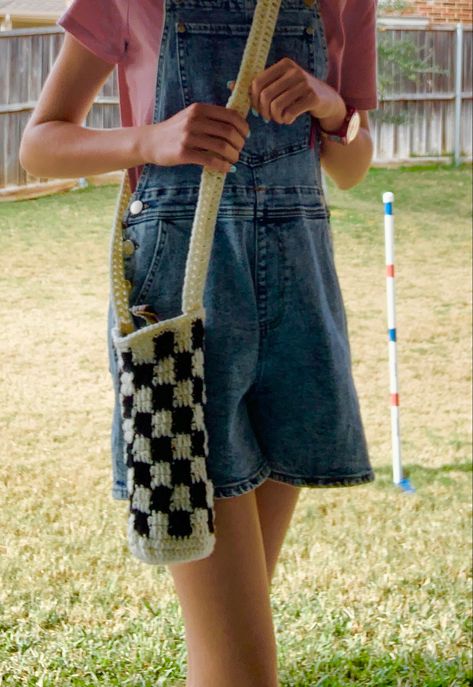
top-left (110, 168), bottom-right (134, 335)
top-left (181, 0), bottom-right (282, 315)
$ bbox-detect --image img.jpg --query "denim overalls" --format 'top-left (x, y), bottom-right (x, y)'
top-left (107, 0), bottom-right (376, 500)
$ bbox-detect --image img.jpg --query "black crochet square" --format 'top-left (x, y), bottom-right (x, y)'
top-left (135, 411), bottom-right (153, 438)
top-left (172, 405), bottom-right (194, 433)
top-left (192, 376), bottom-right (204, 404)
top-left (170, 457), bottom-right (192, 485)
top-left (150, 435), bottom-right (173, 462)
top-left (191, 430), bottom-right (206, 455)
top-left (191, 318), bottom-right (204, 348)
top-left (174, 351), bottom-right (194, 381)
top-left (133, 461), bottom-right (151, 487)
top-left (150, 484), bottom-right (172, 513)
top-left (122, 394), bottom-right (134, 419)
top-left (154, 330), bottom-right (175, 359)
top-left (133, 362), bottom-right (155, 388)
top-left (152, 382), bottom-right (174, 411)
top-left (168, 509), bottom-right (192, 538)
top-left (189, 480), bottom-right (208, 508)
top-left (133, 509), bottom-right (150, 537)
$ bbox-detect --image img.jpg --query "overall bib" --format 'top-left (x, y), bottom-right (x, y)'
top-left (107, 0), bottom-right (376, 501)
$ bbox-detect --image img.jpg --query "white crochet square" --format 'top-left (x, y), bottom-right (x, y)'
top-left (175, 323), bottom-right (193, 352)
top-left (148, 510), bottom-right (169, 541)
top-left (192, 349), bottom-right (205, 378)
top-left (132, 485), bottom-right (152, 514)
top-left (151, 409), bottom-right (173, 438)
top-left (149, 461), bottom-right (173, 489)
top-left (191, 455), bottom-right (208, 483)
top-left (173, 379), bottom-right (194, 407)
top-left (192, 403), bottom-right (205, 431)
top-left (172, 433), bottom-right (192, 459)
top-left (135, 386), bottom-right (153, 414)
top-left (123, 417), bottom-right (134, 444)
top-left (191, 507), bottom-right (213, 534)
top-left (120, 370), bottom-right (135, 397)
top-left (153, 355), bottom-right (176, 385)
top-left (132, 435), bottom-right (152, 464)
top-left (170, 484), bottom-right (192, 511)
top-left (127, 465), bottom-right (134, 496)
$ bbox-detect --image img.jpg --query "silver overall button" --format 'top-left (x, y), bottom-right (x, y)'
top-left (305, 25), bottom-right (315, 35)
top-left (129, 199), bottom-right (144, 215)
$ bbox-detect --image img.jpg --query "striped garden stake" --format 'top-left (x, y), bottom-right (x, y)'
top-left (383, 192), bottom-right (415, 493)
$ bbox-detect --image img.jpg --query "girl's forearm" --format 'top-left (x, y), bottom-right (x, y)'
top-left (319, 127), bottom-right (374, 191)
top-left (19, 121), bottom-right (152, 179)
top-left (310, 91), bottom-right (374, 191)
top-left (19, 113), bottom-right (374, 189)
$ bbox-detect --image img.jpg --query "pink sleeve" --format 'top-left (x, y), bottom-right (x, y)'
top-left (340, 0), bottom-right (379, 110)
top-left (56, 0), bottom-right (129, 65)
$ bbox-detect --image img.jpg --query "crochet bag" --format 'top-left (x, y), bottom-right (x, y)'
top-left (109, 0), bottom-right (283, 565)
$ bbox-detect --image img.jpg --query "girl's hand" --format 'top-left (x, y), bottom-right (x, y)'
top-left (229, 57), bottom-right (343, 126)
top-left (139, 102), bottom-right (250, 174)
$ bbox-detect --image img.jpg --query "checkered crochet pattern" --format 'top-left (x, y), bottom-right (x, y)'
top-left (113, 312), bottom-right (216, 565)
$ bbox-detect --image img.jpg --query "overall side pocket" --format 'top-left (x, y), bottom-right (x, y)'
top-left (127, 210), bottom-right (196, 322)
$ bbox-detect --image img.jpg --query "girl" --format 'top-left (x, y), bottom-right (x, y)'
top-left (20, 0), bottom-right (378, 684)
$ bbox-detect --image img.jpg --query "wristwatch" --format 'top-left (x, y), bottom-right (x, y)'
top-left (318, 105), bottom-right (360, 145)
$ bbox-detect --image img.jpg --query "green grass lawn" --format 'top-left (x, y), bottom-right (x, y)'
top-left (0, 163), bottom-right (471, 686)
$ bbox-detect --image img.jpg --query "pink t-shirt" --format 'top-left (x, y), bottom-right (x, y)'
top-left (57, 0), bottom-right (379, 193)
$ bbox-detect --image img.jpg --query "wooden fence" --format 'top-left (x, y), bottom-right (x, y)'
top-left (373, 21), bottom-right (472, 164)
top-left (0, 22), bottom-right (471, 195)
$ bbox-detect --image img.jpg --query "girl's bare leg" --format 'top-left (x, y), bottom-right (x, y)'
top-left (168, 479), bottom-right (301, 687)
top-left (253, 478), bottom-right (301, 587)
top-left (167, 488), bottom-right (280, 687)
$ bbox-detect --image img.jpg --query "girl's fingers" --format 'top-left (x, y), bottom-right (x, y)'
top-left (184, 147), bottom-right (233, 174)
top-left (186, 132), bottom-right (240, 165)
top-left (199, 102), bottom-right (249, 140)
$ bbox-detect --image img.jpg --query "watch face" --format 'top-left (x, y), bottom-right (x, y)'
top-left (347, 111), bottom-right (361, 143)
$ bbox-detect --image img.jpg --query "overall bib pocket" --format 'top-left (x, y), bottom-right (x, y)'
top-left (176, 20), bottom-right (317, 165)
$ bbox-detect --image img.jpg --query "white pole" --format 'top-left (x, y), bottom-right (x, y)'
top-left (382, 192), bottom-right (415, 493)
top-left (454, 22), bottom-right (463, 167)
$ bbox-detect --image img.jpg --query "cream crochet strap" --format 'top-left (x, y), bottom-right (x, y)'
top-left (111, 0), bottom-right (282, 336)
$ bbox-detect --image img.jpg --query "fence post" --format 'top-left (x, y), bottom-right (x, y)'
top-left (454, 22), bottom-right (464, 167)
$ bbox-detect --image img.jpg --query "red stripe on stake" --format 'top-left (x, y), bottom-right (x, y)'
top-left (386, 264), bottom-right (395, 277)
top-left (390, 393), bottom-right (400, 406)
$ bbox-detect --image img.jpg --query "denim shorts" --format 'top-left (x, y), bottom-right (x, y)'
top-left (106, 0), bottom-right (375, 500)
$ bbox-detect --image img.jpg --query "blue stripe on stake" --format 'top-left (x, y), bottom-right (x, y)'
top-left (388, 328), bottom-right (396, 342)
top-left (384, 202), bottom-right (393, 215)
